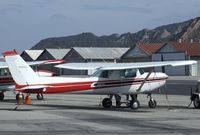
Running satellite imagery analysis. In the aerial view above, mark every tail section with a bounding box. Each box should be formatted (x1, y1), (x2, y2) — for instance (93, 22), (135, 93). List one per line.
(3, 50), (40, 85)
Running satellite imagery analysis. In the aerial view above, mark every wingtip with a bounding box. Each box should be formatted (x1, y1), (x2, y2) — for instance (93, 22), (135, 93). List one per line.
(2, 49), (18, 57)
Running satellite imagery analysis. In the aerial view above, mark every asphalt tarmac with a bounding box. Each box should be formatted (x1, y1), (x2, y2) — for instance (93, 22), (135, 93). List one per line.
(0, 90), (200, 135)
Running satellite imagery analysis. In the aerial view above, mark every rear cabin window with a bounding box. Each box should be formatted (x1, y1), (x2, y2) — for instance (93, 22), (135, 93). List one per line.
(99, 70), (113, 78)
(0, 68), (11, 76)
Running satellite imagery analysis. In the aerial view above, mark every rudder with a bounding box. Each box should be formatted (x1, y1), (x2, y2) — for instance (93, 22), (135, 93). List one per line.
(3, 50), (40, 85)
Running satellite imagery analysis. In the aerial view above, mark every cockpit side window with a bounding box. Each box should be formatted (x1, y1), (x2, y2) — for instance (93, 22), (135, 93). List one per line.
(120, 69), (137, 78)
(125, 69), (137, 78)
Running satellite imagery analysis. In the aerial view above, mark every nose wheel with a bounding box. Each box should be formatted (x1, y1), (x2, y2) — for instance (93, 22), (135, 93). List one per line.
(147, 94), (157, 108)
(148, 99), (157, 108)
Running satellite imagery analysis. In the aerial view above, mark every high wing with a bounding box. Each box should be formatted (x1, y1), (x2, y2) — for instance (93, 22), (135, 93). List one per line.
(0, 59), (64, 69)
(55, 60), (197, 70)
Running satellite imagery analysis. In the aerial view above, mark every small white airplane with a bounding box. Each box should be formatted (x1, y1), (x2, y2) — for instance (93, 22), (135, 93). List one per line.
(0, 56), (64, 100)
(3, 50), (197, 109)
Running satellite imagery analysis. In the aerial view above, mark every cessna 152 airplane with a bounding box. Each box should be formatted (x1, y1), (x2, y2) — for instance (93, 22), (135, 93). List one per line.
(2, 50), (197, 109)
(0, 57), (64, 100)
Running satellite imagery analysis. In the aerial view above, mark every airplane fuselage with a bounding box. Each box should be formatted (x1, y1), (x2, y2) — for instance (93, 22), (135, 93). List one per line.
(16, 72), (168, 95)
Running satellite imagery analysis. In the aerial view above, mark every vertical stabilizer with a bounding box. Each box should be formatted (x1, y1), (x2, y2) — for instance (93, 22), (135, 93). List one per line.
(3, 50), (40, 85)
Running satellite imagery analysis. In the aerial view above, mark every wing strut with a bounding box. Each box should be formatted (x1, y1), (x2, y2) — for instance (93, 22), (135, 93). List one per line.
(136, 68), (154, 92)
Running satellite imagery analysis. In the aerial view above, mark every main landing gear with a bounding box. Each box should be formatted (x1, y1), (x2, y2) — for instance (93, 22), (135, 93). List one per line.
(129, 95), (140, 110)
(16, 93), (44, 101)
(101, 94), (157, 110)
(102, 97), (112, 108)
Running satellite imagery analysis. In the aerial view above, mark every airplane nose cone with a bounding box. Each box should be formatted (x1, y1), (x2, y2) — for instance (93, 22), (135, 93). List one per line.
(161, 73), (168, 78)
(154, 72), (168, 79)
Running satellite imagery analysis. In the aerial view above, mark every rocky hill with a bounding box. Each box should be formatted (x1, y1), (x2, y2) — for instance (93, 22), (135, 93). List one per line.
(174, 17), (200, 42)
(32, 17), (200, 49)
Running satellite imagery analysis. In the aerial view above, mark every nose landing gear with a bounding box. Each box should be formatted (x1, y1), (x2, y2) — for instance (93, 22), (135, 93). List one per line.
(147, 94), (157, 108)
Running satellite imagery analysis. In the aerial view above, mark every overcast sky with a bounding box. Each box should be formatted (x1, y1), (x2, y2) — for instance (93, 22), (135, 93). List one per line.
(0, 0), (200, 53)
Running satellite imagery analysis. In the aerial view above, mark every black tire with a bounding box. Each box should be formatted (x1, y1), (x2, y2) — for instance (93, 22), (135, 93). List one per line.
(0, 92), (4, 101)
(193, 96), (200, 109)
(148, 99), (157, 108)
(37, 93), (44, 100)
(130, 100), (140, 110)
(102, 98), (112, 108)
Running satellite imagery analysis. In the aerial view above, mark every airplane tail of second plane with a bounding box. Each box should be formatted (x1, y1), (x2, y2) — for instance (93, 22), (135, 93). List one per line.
(3, 50), (40, 86)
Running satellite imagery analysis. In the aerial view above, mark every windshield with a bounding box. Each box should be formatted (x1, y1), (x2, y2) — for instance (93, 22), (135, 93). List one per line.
(139, 68), (144, 75)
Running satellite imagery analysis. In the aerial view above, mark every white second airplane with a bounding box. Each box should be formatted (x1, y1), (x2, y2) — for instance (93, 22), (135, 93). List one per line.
(3, 50), (197, 109)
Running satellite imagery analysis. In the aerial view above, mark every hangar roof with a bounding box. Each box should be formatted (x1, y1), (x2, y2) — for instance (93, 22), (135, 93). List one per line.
(23, 50), (43, 60)
(138, 43), (162, 55)
(72, 47), (129, 59)
(169, 42), (200, 56)
(46, 49), (70, 59)
(123, 42), (200, 58)
(121, 43), (162, 58)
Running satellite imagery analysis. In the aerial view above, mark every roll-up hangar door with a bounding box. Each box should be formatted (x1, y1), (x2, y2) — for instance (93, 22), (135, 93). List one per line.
(152, 52), (189, 76)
